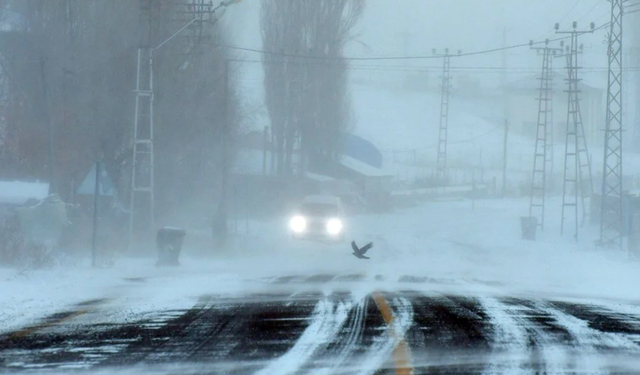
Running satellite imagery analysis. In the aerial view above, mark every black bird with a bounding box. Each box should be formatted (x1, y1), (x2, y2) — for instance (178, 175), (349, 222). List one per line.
(351, 241), (373, 260)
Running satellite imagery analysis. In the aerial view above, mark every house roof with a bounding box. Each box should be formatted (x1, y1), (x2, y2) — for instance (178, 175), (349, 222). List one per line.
(0, 181), (49, 205)
(302, 195), (341, 205)
(338, 155), (394, 178)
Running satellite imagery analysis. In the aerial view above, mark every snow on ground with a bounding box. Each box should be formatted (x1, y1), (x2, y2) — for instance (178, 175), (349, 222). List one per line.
(3, 195), (640, 334)
(350, 81), (640, 189)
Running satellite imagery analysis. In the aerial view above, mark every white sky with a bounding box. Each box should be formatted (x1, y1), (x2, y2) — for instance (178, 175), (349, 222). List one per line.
(226, 0), (614, 70)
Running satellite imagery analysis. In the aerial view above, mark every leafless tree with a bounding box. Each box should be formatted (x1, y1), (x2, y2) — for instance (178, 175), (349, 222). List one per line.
(0, 0), (240, 228)
(261, 0), (365, 175)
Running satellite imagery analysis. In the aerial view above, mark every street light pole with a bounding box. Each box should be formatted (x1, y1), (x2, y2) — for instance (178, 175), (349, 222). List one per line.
(128, 0), (241, 251)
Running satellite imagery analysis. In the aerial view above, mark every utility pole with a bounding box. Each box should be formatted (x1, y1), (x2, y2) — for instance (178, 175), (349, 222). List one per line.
(600, 0), (624, 249)
(212, 59), (230, 246)
(39, 57), (55, 195)
(501, 27), (507, 90)
(128, 0), (240, 250)
(433, 48), (460, 184)
(502, 119), (508, 198)
(546, 58), (556, 192)
(556, 21), (595, 240)
(130, 46), (155, 250)
(262, 125), (268, 175)
(501, 26), (509, 199)
(502, 27), (509, 132)
(528, 40), (563, 230)
(92, 160), (101, 268)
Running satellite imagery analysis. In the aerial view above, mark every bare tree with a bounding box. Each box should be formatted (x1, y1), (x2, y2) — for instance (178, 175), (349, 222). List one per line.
(0, 0), (240, 229)
(261, 0), (365, 176)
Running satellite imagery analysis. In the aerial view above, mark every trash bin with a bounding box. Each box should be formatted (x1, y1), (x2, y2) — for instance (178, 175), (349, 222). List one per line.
(156, 227), (186, 266)
(520, 216), (537, 241)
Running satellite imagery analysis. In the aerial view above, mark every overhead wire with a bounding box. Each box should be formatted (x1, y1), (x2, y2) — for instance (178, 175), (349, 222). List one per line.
(230, 8), (615, 157)
(559, 0), (583, 25)
(232, 59), (640, 74)
(221, 39), (564, 61)
(219, 22), (610, 62)
(578, 0), (603, 23)
(530, 2), (604, 45)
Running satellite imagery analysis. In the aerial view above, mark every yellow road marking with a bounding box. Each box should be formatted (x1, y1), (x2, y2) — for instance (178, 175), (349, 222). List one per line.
(373, 292), (413, 375)
(9, 309), (89, 339)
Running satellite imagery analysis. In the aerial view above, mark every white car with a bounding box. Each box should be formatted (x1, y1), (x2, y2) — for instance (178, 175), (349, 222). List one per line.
(289, 195), (346, 242)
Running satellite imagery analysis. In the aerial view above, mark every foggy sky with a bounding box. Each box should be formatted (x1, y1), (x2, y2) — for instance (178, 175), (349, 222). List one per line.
(227, 0), (613, 70)
(224, 0), (626, 136)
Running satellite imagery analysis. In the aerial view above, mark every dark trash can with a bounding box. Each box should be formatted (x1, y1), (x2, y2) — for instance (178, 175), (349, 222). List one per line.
(520, 216), (537, 241)
(156, 227), (186, 266)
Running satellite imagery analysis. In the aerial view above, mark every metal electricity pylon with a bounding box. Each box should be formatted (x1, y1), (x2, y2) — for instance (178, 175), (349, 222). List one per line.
(600, 0), (624, 248)
(433, 48), (460, 184)
(556, 21), (595, 241)
(528, 40), (564, 231)
(129, 0), (240, 249)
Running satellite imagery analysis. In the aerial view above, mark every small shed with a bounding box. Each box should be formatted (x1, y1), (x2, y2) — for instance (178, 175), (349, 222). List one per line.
(326, 156), (394, 211)
(305, 172), (356, 196)
(0, 181), (49, 206)
(0, 181), (50, 221)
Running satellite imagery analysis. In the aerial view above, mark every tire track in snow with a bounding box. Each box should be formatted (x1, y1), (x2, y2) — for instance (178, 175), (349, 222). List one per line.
(353, 295), (414, 375)
(308, 296), (367, 375)
(254, 296), (353, 375)
(479, 297), (532, 375)
(407, 294), (491, 372)
(500, 298), (574, 374)
(539, 302), (640, 374)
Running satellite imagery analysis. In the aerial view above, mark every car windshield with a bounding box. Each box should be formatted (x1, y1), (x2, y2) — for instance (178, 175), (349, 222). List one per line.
(300, 203), (340, 217)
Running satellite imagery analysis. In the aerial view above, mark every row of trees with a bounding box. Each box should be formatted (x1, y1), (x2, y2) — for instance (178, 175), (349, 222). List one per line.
(0, 0), (239, 225)
(0, 0), (366, 240)
(261, 0), (365, 175)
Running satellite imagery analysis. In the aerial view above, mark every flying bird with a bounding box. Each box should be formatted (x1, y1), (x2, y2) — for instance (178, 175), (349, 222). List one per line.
(351, 241), (373, 260)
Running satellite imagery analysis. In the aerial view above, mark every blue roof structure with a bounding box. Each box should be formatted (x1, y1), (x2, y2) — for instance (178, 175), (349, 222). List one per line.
(340, 132), (383, 169)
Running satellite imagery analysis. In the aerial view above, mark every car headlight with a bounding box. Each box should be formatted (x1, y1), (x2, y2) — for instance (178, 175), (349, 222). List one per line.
(290, 216), (307, 233)
(326, 218), (343, 235)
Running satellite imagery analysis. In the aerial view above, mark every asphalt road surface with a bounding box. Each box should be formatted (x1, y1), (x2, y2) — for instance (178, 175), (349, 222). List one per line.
(2, 273), (640, 374)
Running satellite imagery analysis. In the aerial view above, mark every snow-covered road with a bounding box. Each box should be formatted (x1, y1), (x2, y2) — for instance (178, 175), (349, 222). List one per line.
(2, 197), (640, 374)
(2, 286), (640, 374)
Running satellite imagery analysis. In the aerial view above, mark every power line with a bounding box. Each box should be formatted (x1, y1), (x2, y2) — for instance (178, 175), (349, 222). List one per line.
(578, 0), (603, 23)
(559, 0), (583, 25)
(594, 11), (611, 24)
(232, 58), (636, 74)
(218, 26), (605, 62)
(222, 39), (565, 60)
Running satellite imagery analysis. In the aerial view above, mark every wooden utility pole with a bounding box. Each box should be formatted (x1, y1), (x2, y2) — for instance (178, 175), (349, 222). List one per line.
(502, 119), (509, 198)
(39, 57), (55, 195)
(212, 59), (230, 246)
